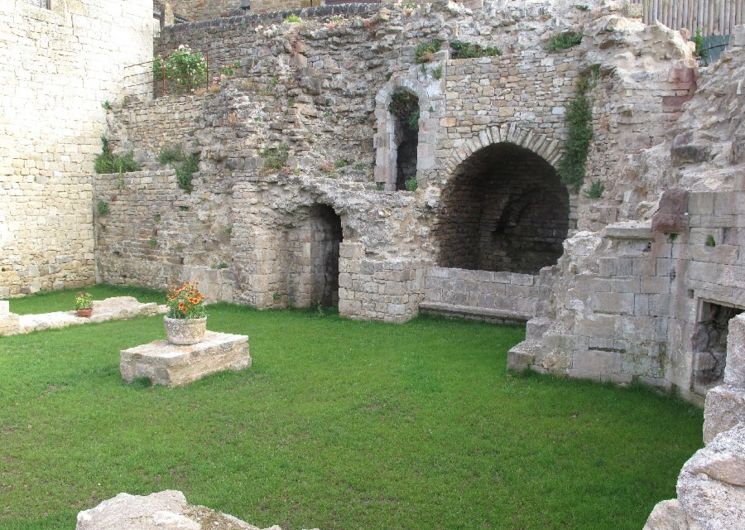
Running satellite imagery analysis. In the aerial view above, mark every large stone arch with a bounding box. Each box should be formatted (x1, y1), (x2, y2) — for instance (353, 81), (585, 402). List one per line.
(434, 127), (570, 275)
(440, 123), (563, 177)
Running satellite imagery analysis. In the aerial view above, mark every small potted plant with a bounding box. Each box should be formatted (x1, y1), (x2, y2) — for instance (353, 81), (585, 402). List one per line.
(75, 292), (93, 318)
(164, 282), (207, 345)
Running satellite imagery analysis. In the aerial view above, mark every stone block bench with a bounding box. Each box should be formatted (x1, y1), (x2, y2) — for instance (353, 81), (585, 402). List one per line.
(120, 331), (250, 387)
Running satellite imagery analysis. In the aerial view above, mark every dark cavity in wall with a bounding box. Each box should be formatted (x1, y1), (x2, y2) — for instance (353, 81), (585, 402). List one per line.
(310, 204), (343, 307)
(692, 301), (744, 393)
(435, 142), (570, 274)
(389, 88), (419, 191)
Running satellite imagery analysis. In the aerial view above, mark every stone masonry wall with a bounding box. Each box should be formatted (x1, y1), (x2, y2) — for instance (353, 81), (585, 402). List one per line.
(169, 0), (314, 20)
(421, 267), (546, 322)
(0, 0), (152, 296)
(97, 1), (700, 326)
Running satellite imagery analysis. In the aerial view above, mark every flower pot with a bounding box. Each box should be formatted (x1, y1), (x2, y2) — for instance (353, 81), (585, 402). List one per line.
(76, 308), (93, 318)
(164, 316), (207, 345)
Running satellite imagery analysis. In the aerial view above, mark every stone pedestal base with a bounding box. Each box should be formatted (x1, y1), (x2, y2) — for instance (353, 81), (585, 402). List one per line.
(120, 331), (250, 387)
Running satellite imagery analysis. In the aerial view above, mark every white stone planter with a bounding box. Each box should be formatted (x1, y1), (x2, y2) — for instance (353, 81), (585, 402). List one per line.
(164, 316), (207, 345)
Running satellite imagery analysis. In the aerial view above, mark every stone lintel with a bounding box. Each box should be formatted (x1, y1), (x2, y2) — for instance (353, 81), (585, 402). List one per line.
(120, 331), (251, 387)
(604, 221), (654, 240)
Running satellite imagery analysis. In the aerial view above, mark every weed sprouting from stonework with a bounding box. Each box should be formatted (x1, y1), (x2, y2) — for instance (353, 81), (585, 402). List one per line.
(405, 177), (418, 191)
(450, 40), (501, 59)
(432, 66), (443, 80)
(584, 180), (604, 199)
(158, 145), (200, 192)
(285, 14), (302, 24)
(260, 144), (290, 172)
(705, 234), (716, 247)
(94, 137), (140, 175)
(547, 31), (583, 52)
(96, 200), (110, 216)
(414, 39), (443, 63)
(158, 145), (185, 165)
(175, 153), (200, 192)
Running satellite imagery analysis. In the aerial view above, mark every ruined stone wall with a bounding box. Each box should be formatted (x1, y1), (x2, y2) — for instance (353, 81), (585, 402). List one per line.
(644, 313), (745, 529)
(509, 29), (745, 403)
(96, 2), (700, 326)
(0, 0), (152, 296)
(169, 0), (241, 20)
(169, 0), (314, 20)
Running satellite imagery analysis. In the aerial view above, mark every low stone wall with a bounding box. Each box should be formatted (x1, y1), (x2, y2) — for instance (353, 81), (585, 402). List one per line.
(421, 266), (543, 322)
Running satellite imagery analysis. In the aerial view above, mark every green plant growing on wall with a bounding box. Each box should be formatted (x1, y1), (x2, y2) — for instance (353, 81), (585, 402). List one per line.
(557, 66), (598, 191)
(101, 100), (112, 111)
(547, 31), (583, 52)
(158, 145), (201, 192)
(705, 234), (716, 247)
(158, 145), (185, 165)
(432, 66), (443, 80)
(335, 159), (350, 169)
(148, 238), (158, 248)
(175, 153), (200, 192)
(389, 90), (420, 130)
(155, 45), (208, 94)
(693, 28), (708, 62)
(450, 40), (501, 59)
(405, 177), (418, 191)
(96, 200), (110, 216)
(584, 180), (604, 199)
(260, 144), (290, 171)
(285, 14), (302, 23)
(94, 138), (140, 174)
(220, 62), (241, 78)
(415, 39), (443, 63)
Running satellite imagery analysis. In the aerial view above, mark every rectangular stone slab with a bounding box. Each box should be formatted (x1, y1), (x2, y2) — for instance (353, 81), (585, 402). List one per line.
(120, 331), (250, 387)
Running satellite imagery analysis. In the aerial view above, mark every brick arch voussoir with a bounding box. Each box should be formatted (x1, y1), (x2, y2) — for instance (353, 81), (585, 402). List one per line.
(446, 124), (563, 174)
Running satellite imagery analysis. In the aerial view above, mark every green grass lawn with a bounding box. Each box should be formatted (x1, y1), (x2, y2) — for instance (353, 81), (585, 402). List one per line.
(1, 286), (702, 529)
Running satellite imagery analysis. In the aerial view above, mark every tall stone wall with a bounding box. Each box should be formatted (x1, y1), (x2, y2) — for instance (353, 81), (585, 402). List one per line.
(0, 0), (152, 296)
(96, 1), (699, 325)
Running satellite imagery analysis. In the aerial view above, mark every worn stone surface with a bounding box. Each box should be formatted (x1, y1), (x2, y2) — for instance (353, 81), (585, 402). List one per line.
(120, 331), (251, 387)
(677, 423), (745, 529)
(652, 188), (689, 234)
(725, 313), (745, 386)
(704, 385), (745, 444)
(164, 316), (207, 345)
(76, 490), (274, 530)
(643, 499), (696, 530)
(0, 297), (164, 337)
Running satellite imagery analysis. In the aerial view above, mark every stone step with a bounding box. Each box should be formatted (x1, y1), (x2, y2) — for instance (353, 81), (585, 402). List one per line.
(506, 339), (541, 372)
(419, 302), (531, 324)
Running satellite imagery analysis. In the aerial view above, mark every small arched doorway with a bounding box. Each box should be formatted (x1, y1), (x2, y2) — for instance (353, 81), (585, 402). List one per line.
(389, 88), (420, 191)
(309, 204), (343, 307)
(435, 142), (569, 274)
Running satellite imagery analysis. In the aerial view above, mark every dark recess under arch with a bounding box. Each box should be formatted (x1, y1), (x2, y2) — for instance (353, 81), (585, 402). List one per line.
(435, 142), (570, 274)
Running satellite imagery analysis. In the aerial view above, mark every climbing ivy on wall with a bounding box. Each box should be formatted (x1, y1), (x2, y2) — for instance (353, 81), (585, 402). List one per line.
(557, 65), (599, 192)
